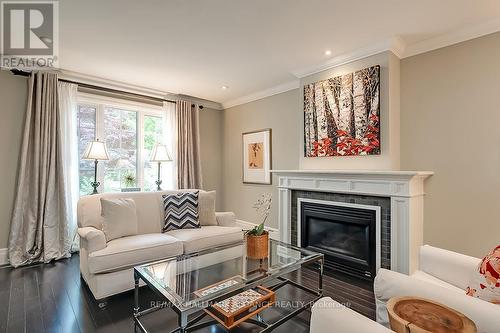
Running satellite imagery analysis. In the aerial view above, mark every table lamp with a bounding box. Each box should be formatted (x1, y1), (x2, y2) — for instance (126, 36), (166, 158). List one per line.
(82, 139), (110, 194)
(150, 144), (173, 191)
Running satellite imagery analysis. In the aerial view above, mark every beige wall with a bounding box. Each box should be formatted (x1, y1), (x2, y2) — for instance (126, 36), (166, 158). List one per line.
(300, 51), (401, 170)
(222, 89), (300, 228)
(0, 70), (27, 249)
(199, 107), (224, 210)
(400, 32), (500, 258)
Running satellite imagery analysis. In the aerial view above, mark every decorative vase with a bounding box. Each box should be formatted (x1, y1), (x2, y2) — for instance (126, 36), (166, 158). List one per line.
(246, 231), (269, 259)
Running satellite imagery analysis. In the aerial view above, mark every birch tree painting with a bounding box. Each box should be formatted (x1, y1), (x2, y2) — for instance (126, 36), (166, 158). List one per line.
(304, 65), (380, 157)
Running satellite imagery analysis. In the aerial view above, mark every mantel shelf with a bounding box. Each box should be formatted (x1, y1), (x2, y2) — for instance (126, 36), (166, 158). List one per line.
(271, 169), (434, 178)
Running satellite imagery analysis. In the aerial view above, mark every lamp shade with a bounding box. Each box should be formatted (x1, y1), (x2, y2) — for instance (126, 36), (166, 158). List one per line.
(82, 139), (110, 160)
(150, 144), (172, 162)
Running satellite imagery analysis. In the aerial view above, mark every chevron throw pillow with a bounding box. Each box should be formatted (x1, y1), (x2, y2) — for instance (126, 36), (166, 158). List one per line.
(162, 191), (201, 232)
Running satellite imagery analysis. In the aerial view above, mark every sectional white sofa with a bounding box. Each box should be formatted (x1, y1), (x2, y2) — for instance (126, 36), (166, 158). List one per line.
(77, 190), (244, 302)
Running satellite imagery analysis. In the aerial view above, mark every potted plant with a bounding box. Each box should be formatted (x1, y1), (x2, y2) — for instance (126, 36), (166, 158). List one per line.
(121, 172), (140, 192)
(246, 193), (272, 259)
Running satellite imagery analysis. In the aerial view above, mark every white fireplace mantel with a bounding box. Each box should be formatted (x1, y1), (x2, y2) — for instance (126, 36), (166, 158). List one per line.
(272, 169), (433, 274)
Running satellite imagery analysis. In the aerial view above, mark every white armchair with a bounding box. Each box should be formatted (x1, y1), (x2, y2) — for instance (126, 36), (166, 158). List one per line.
(374, 245), (500, 333)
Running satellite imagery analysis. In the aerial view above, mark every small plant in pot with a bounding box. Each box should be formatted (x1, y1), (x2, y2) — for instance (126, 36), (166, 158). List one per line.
(246, 193), (272, 259)
(121, 172), (140, 192)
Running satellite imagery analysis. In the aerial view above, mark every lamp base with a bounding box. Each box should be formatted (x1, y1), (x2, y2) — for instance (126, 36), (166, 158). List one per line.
(91, 181), (100, 195)
(155, 180), (162, 191)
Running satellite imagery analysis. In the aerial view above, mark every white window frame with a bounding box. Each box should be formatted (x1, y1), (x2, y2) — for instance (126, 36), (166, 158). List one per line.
(77, 92), (168, 192)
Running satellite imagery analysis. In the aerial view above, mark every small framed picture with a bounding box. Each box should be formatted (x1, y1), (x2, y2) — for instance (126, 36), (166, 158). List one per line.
(242, 129), (272, 184)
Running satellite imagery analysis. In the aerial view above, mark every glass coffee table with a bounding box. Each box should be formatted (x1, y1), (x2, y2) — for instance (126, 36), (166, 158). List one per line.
(133, 239), (324, 332)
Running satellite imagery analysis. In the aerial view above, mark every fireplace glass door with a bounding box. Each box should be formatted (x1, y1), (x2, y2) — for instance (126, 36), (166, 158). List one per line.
(300, 201), (377, 280)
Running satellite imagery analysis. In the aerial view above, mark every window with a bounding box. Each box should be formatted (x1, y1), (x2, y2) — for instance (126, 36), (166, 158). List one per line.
(77, 105), (97, 195)
(76, 94), (175, 196)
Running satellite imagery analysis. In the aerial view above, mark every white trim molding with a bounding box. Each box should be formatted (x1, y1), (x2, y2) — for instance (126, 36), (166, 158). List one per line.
(292, 37), (405, 78)
(403, 17), (500, 58)
(273, 169), (433, 275)
(59, 69), (224, 110)
(0, 248), (8, 266)
(222, 80), (300, 109)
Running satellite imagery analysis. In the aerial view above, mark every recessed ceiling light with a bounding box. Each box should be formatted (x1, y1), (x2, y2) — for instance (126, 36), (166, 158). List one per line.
(221, 85), (228, 90)
(325, 50), (332, 56)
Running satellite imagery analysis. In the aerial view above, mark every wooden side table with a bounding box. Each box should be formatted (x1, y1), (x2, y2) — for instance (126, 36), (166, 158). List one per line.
(387, 297), (477, 333)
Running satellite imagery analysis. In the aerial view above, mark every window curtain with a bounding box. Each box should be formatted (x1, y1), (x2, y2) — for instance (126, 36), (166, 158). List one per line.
(163, 101), (177, 189)
(58, 81), (79, 252)
(176, 100), (202, 189)
(8, 72), (76, 267)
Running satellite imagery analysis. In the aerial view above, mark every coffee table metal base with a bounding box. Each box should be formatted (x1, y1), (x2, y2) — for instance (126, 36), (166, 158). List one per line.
(133, 259), (323, 333)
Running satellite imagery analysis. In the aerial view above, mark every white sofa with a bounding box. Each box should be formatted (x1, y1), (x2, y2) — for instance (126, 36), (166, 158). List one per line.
(77, 190), (244, 301)
(310, 297), (391, 333)
(375, 245), (500, 333)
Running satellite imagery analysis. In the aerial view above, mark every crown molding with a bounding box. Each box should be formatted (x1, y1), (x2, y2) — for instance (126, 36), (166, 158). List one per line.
(222, 79), (300, 109)
(177, 94), (223, 110)
(59, 69), (223, 109)
(59, 69), (168, 99)
(291, 37), (406, 78)
(402, 17), (500, 58)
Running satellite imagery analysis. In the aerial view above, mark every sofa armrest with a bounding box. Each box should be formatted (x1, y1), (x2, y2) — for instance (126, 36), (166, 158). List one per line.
(420, 245), (480, 289)
(374, 268), (500, 332)
(310, 297), (391, 333)
(78, 227), (106, 253)
(215, 212), (237, 227)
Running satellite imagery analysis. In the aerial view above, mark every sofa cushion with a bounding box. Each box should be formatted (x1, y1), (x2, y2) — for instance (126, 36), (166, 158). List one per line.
(166, 226), (243, 253)
(411, 270), (464, 293)
(198, 191), (217, 226)
(162, 191), (201, 232)
(88, 233), (183, 274)
(100, 198), (138, 241)
(466, 245), (500, 304)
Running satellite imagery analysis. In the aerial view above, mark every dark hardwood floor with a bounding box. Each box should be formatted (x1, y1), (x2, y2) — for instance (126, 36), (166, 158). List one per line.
(0, 255), (375, 333)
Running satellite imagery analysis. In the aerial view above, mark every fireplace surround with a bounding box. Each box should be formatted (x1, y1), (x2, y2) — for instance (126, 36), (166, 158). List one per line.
(273, 170), (433, 275)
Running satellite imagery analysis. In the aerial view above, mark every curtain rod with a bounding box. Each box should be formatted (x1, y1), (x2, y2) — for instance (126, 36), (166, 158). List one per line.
(10, 69), (204, 109)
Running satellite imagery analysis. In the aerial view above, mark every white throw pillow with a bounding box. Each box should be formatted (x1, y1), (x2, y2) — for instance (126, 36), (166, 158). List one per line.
(100, 198), (138, 242)
(466, 245), (500, 304)
(198, 190), (217, 226)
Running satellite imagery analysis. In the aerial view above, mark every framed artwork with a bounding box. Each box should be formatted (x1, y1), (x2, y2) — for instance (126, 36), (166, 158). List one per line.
(304, 65), (380, 157)
(242, 129), (272, 184)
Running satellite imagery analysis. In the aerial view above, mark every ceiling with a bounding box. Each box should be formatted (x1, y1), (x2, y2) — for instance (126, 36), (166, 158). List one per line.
(58, 0), (500, 107)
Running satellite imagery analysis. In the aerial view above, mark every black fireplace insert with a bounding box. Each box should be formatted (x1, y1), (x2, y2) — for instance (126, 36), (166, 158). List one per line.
(300, 201), (377, 280)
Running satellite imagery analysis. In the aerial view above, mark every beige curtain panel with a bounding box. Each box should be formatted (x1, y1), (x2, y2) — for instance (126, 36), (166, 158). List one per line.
(176, 100), (203, 189)
(8, 71), (73, 267)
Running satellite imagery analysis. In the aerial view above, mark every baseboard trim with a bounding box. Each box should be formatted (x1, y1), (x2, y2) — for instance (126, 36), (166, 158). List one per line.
(235, 220), (280, 241)
(0, 248), (8, 266)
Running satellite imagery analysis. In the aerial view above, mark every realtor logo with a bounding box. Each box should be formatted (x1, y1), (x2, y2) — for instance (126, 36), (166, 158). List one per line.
(1, 1), (58, 69)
